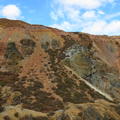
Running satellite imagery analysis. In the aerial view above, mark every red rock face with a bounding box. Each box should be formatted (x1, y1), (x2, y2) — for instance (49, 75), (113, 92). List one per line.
(0, 19), (120, 120)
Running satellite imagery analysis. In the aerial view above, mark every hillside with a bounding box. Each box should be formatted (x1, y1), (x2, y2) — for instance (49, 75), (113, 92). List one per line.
(0, 18), (120, 120)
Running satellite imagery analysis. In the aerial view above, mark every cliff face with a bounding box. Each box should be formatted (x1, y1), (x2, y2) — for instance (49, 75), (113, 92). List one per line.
(0, 18), (120, 120)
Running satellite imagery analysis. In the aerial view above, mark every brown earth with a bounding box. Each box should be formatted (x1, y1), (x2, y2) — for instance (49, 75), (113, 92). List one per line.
(0, 18), (120, 120)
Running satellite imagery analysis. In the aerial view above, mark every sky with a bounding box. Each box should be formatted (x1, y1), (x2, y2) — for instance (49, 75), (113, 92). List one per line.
(0, 0), (120, 35)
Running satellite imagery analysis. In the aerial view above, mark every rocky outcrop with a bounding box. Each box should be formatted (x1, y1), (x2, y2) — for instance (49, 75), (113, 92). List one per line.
(0, 19), (120, 119)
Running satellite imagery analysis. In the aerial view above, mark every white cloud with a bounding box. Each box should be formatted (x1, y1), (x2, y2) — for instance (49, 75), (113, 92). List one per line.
(82, 11), (96, 19)
(50, 0), (115, 23)
(50, 21), (77, 31)
(65, 8), (81, 22)
(50, 0), (120, 35)
(50, 18), (120, 35)
(82, 20), (120, 35)
(98, 10), (105, 15)
(105, 12), (120, 20)
(105, 20), (120, 34)
(50, 11), (58, 21)
(50, 9), (64, 21)
(82, 20), (106, 34)
(1, 4), (21, 19)
(56, 0), (114, 9)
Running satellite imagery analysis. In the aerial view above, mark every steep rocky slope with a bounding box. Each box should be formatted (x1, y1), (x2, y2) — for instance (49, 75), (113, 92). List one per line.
(0, 18), (120, 120)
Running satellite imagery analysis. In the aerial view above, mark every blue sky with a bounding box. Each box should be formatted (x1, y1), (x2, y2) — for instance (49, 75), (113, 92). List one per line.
(0, 0), (120, 35)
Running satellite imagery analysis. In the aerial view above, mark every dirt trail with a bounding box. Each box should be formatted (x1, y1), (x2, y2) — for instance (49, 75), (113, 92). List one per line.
(64, 65), (113, 102)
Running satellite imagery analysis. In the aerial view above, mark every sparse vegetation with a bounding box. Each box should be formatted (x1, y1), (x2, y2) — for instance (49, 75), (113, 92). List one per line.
(4, 42), (23, 64)
(20, 39), (36, 56)
(0, 19), (120, 120)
